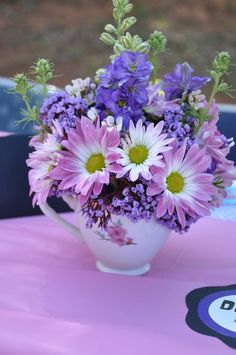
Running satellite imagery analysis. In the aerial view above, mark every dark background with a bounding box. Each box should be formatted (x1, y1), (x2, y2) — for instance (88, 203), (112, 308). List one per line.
(1, 0), (236, 103)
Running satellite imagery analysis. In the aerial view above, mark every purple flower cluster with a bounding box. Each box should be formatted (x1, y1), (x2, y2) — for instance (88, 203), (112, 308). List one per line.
(157, 211), (201, 233)
(25, 49), (235, 235)
(111, 183), (157, 222)
(39, 91), (88, 129)
(47, 181), (77, 200)
(82, 183), (158, 229)
(163, 62), (210, 100)
(81, 181), (200, 233)
(81, 199), (112, 230)
(96, 51), (152, 129)
(162, 106), (196, 148)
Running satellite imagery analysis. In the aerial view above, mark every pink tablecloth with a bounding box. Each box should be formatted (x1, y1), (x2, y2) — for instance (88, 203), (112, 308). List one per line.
(0, 213), (235, 355)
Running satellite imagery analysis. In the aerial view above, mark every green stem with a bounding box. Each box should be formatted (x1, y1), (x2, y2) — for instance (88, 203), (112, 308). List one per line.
(208, 76), (219, 108)
(22, 95), (32, 113)
(151, 52), (158, 84)
(117, 14), (123, 40)
(42, 79), (48, 97)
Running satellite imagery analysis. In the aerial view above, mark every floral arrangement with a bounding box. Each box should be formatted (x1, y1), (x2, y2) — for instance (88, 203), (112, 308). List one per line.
(13, 0), (236, 234)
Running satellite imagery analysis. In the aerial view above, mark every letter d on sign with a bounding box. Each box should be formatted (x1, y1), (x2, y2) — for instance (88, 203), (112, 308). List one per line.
(220, 300), (235, 311)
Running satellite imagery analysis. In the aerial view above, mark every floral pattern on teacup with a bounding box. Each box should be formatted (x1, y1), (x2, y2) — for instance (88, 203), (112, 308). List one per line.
(96, 220), (136, 246)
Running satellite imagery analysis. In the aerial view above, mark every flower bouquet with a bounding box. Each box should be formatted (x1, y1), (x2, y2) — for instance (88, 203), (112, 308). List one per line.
(13, 0), (236, 275)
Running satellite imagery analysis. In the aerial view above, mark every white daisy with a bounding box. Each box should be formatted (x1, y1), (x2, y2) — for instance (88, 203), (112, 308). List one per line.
(117, 119), (174, 182)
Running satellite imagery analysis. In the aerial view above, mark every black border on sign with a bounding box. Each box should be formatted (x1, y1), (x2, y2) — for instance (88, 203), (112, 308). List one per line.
(185, 284), (236, 349)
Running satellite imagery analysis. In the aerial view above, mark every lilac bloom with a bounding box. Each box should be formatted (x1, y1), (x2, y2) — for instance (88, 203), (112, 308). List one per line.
(39, 91), (88, 129)
(162, 107), (196, 148)
(163, 62), (210, 100)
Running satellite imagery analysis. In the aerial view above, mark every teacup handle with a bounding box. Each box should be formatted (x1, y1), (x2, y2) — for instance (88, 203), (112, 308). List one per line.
(39, 201), (85, 244)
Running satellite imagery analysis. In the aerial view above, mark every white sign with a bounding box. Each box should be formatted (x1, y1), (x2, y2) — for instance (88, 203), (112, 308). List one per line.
(208, 295), (236, 332)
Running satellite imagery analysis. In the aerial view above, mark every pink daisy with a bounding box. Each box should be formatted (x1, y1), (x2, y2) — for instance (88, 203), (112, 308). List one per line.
(211, 157), (236, 207)
(27, 132), (62, 206)
(196, 118), (234, 163)
(50, 116), (122, 204)
(147, 140), (216, 228)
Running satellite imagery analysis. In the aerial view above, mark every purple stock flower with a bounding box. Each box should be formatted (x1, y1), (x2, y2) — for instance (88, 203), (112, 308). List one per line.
(113, 51), (152, 83)
(39, 91), (88, 129)
(96, 51), (152, 129)
(99, 64), (116, 88)
(144, 83), (180, 116)
(96, 87), (139, 129)
(163, 62), (210, 100)
(124, 77), (149, 106)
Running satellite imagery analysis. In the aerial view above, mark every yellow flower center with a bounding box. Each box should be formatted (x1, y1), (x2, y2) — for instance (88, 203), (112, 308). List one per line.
(128, 86), (135, 93)
(118, 100), (127, 108)
(86, 153), (105, 174)
(129, 63), (137, 71)
(166, 172), (184, 193)
(129, 145), (148, 165)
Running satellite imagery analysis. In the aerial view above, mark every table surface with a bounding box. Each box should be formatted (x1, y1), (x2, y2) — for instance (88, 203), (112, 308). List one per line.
(0, 212), (235, 355)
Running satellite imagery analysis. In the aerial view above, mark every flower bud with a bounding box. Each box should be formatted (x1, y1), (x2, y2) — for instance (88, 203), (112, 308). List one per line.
(120, 16), (136, 32)
(117, 0), (129, 6)
(149, 31), (167, 53)
(120, 34), (132, 48)
(35, 58), (51, 74)
(14, 73), (28, 87)
(105, 24), (118, 34)
(123, 3), (133, 13)
(100, 32), (116, 45)
(14, 73), (31, 95)
(95, 68), (106, 83)
(114, 43), (124, 56)
(136, 42), (150, 53)
(112, 0), (119, 7)
(213, 51), (231, 75)
(132, 34), (143, 46)
(113, 8), (120, 22)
